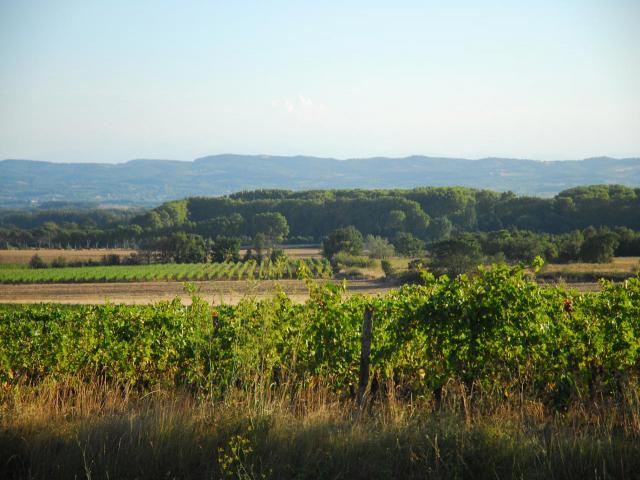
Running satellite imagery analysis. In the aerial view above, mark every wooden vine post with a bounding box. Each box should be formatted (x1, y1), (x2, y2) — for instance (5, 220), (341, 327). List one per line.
(358, 306), (374, 406)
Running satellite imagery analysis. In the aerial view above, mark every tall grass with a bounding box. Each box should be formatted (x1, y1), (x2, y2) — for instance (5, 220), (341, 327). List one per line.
(1, 378), (639, 479)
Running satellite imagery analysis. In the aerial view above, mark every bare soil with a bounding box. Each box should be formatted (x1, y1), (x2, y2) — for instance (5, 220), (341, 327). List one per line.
(0, 277), (604, 305)
(0, 279), (394, 305)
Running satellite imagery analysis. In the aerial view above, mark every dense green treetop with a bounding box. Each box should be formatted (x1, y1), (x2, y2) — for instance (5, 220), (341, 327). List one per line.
(134, 184), (640, 237)
(2, 185), (639, 254)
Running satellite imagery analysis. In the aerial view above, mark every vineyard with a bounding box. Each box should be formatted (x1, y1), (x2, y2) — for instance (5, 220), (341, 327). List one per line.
(0, 258), (332, 283)
(2, 264), (640, 478)
(2, 263), (639, 406)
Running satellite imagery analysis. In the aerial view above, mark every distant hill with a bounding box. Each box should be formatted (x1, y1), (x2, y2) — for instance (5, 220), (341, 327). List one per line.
(1, 155), (639, 207)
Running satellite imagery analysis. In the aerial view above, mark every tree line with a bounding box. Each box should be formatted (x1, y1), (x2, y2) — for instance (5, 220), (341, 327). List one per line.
(319, 224), (640, 279)
(134, 184), (640, 237)
(2, 185), (640, 267)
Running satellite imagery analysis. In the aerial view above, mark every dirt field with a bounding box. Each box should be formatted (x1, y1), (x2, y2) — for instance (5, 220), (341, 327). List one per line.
(0, 277), (605, 305)
(0, 248), (137, 265)
(0, 279), (394, 305)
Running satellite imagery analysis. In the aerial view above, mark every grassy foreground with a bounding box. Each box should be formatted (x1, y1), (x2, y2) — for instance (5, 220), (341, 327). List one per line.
(2, 379), (639, 479)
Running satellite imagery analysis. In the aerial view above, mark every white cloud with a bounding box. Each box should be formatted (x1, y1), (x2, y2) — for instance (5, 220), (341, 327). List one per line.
(285, 100), (294, 113)
(271, 94), (326, 115)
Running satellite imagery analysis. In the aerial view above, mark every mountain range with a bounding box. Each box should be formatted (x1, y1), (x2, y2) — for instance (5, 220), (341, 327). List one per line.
(1, 155), (639, 208)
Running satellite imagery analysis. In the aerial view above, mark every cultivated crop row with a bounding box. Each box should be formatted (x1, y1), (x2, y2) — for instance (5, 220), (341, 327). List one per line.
(2, 264), (639, 409)
(0, 258), (332, 283)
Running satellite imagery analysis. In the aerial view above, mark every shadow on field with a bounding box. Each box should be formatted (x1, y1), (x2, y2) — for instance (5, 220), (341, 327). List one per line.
(2, 397), (639, 480)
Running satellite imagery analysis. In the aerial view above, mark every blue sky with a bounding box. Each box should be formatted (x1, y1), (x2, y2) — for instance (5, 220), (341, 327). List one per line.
(1, 0), (638, 163)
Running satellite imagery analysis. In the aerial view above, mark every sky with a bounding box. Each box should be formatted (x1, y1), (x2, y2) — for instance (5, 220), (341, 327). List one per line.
(0, 0), (639, 163)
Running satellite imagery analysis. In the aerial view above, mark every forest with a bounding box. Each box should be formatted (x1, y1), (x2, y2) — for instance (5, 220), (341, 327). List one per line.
(1, 184), (640, 266)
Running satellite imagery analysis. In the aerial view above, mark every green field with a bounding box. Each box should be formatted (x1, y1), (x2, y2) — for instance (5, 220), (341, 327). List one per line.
(0, 258), (332, 283)
(2, 264), (639, 403)
(2, 264), (640, 478)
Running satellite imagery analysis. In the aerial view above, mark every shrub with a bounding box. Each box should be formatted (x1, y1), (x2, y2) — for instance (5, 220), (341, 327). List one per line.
(270, 248), (287, 262)
(323, 226), (364, 259)
(364, 235), (395, 259)
(211, 236), (241, 262)
(122, 253), (144, 265)
(580, 232), (619, 263)
(29, 254), (47, 269)
(394, 232), (425, 257)
(50, 256), (67, 268)
(332, 252), (374, 268)
(381, 259), (396, 278)
(339, 267), (367, 279)
(101, 254), (121, 266)
(429, 238), (483, 276)
(285, 235), (315, 244)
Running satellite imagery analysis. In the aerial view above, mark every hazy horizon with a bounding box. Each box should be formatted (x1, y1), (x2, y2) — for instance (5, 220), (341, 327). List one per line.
(1, 1), (639, 163)
(3, 153), (640, 166)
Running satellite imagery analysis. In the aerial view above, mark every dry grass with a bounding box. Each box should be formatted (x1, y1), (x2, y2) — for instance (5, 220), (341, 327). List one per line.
(342, 257), (412, 278)
(1, 378), (639, 479)
(543, 257), (640, 275)
(1, 246), (321, 266)
(0, 248), (137, 265)
(537, 257), (640, 289)
(239, 246), (323, 260)
(356, 256), (640, 282)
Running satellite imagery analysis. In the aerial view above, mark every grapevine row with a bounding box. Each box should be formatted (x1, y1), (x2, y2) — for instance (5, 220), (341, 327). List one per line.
(0, 259), (332, 283)
(1, 264), (639, 410)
